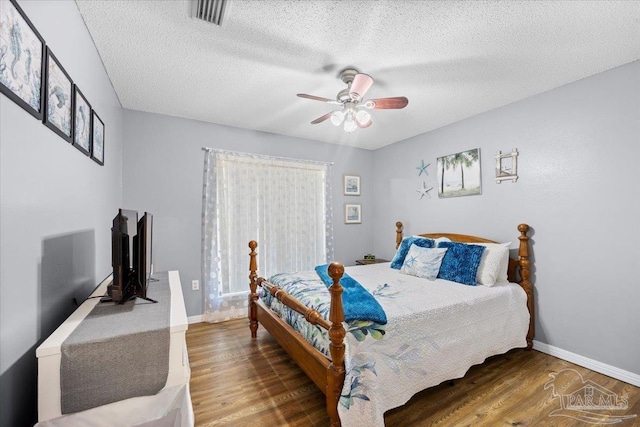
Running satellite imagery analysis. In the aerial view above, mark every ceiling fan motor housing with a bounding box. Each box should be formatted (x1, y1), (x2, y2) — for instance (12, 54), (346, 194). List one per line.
(337, 88), (351, 102)
(339, 68), (360, 84)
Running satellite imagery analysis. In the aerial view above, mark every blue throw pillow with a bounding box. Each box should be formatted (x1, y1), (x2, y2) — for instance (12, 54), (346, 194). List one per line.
(390, 236), (434, 269)
(437, 241), (485, 286)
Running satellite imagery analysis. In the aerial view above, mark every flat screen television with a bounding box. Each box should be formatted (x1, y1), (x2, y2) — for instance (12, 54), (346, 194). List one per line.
(133, 212), (153, 299)
(144, 212), (155, 282)
(106, 209), (156, 304)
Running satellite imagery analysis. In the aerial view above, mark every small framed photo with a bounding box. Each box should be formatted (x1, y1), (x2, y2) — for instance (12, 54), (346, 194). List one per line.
(91, 111), (105, 165)
(0, 0), (46, 120)
(72, 85), (91, 156)
(43, 47), (73, 142)
(344, 203), (362, 224)
(343, 174), (361, 196)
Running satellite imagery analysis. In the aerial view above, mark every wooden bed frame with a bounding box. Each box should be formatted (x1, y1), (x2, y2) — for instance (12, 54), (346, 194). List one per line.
(248, 222), (534, 427)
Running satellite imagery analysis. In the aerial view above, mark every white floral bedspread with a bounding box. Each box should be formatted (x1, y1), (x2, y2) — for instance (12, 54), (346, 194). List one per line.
(260, 262), (529, 427)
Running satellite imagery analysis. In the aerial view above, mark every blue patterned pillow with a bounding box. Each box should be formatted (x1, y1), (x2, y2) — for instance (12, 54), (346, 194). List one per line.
(437, 241), (485, 286)
(400, 245), (448, 280)
(390, 236), (435, 269)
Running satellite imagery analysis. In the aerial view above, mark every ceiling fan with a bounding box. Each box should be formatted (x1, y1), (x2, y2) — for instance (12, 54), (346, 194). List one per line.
(297, 68), (409, 132)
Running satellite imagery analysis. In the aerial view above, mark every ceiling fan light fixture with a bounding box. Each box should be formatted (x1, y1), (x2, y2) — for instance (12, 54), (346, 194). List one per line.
(344, 113), (357, 133)
(330, 110), (345, 126)
(355, 110), (371, 125)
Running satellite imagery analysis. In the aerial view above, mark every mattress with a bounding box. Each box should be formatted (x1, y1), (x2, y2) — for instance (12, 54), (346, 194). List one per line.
(261, 262), (529, 427)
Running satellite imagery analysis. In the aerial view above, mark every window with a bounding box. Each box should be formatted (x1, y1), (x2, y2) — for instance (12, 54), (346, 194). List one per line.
(202, 149), (333, 322)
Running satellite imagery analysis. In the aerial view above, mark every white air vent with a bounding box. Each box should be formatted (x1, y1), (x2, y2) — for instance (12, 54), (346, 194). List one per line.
(192, 0), (229, 26)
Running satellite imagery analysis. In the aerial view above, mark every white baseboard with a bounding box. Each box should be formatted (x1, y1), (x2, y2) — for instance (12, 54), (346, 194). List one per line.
(187, 315), (203, 324)
(533, 340), (640, 387)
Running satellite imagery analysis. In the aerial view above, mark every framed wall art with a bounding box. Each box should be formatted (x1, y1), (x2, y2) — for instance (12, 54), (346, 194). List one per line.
(0, 0), (46, 120)
(437, 148), (482, 198)
(91, 111), (104, 165)
(343, 174), (361, 196)
(495, 149), (518, 183)
(43, 47), (72, 142)
(72, 85), (91, 156)
(344, 203), (361, 224)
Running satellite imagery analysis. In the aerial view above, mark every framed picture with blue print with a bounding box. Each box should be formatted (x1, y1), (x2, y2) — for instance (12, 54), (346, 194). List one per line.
(343, 174), (361, 196)
(43, 47), (73, 142)
(72, 85), (91, 156)
(345, 203), (361, 224)
(91, 111), (105, 165)
(0, 0), (46, 120)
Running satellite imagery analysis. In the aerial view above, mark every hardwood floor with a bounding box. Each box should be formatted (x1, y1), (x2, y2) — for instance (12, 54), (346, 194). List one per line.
(186, 319), (640, 427)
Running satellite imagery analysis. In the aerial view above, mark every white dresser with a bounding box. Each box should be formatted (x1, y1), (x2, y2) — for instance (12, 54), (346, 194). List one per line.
(35, 271), (193, 427)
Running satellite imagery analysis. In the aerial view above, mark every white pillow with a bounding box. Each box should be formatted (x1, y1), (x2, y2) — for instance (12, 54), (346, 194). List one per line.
(434, 236), (451, 246)
(400, 244), (448, 281)
(475, 242), (511, 286)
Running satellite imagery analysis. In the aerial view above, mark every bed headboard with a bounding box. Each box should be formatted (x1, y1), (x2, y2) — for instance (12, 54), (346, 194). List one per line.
(394, 221), (534, 349)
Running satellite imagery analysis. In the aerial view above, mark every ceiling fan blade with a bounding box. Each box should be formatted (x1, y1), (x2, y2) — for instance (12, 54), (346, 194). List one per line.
(356, 119), (372, 129)
(349, 73), (374, 101)
(364, 97), (409, 109)
(311, 112), (333, 124)
(297, 93), (342, 105)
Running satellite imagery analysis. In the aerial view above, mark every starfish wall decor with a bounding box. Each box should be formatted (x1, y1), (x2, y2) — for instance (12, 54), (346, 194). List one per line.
(417, 182), (433, 199)
(416, 159), (429, 176)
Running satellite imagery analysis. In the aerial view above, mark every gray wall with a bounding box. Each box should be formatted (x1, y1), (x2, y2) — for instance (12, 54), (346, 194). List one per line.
(0, 1), (123, 425)
(122, 110), (374, 317)
(371, 60), (640, 376)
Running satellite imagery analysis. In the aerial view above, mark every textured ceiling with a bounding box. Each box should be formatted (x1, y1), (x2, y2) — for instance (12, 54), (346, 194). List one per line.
(75, 0), (640, 150)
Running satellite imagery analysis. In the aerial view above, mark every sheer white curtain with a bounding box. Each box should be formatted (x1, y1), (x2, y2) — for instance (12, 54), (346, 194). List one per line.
(201, 149), (333, 322)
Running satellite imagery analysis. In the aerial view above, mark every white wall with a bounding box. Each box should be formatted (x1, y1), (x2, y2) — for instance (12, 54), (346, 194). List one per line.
(371, 60), (640, 376)
(0, 1), (123, 425)
(122, 110), (374, 316)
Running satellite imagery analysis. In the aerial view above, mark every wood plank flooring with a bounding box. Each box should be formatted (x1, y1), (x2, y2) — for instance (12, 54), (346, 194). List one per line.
(186, 319), (640, 427)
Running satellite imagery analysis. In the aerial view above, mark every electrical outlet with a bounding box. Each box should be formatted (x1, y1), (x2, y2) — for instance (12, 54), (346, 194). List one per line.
(192, 280), (200, 291)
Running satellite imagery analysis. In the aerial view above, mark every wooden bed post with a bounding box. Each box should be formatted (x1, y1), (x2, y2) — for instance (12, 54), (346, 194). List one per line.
(327, 262), (346, 427)
(249, 240), (259, 338)
(396, 221), (403, 249)
(517, 224), (534, 350)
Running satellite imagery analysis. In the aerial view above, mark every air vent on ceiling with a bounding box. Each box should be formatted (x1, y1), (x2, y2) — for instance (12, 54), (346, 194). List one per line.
(192, 0), (228, 26)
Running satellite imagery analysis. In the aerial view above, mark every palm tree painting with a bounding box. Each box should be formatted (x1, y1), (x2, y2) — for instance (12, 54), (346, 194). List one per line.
(437, 148), (481, 198)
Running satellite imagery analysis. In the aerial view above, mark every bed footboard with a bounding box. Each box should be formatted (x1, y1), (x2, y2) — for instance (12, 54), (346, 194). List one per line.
(516, 224), (534, 350)
(248, 241), (345, 426)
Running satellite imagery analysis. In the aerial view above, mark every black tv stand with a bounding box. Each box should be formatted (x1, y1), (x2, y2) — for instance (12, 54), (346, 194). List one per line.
(134, 296), (158, 303)
(99, 295), (158, 304)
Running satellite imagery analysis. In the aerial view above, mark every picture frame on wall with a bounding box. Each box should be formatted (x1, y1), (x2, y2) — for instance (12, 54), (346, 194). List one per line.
(72, 85), (91, 156)
(437, 148), (482, 198)
(91, 111), (105, 165)
(0, 0), (46, 120)
(43, 47), (73, 142)
(495, 148), (518, 183)
(344, 203), (362, 224)
(343, 174), (361, 196)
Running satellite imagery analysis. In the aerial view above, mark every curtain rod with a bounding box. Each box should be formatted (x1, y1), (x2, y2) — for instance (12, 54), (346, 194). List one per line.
(201, 147), (334, 166)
